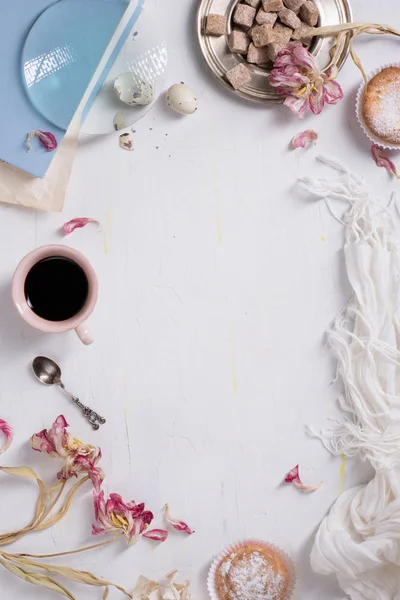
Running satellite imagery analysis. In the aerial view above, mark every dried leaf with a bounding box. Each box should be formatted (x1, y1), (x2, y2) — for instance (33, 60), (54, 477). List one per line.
(0, 419), (13, 454)
(132, 574), (159, 599)
(164, 504), (194, 534)
(285, 464), (322, 492)
(103, 587), (110, 600)
(63, 218), (101, 236)
(0, 558), (75, 599)
(371, 144), (400, 178)
(9, 556), (131, 598)
(36, 476), (89, 530)
(292, 129), (318, 149)
(0, 466), (47, 546)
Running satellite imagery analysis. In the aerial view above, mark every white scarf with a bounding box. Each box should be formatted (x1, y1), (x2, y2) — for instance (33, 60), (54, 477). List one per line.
(299, 157), (400, 600)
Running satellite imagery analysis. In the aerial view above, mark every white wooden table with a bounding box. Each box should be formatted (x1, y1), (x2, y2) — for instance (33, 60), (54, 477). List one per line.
(0, 1), (399, 598)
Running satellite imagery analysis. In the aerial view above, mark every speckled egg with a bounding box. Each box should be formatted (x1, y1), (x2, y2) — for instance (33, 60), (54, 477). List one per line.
(114, 73), (154, 106)
(166, 83), (198, 115)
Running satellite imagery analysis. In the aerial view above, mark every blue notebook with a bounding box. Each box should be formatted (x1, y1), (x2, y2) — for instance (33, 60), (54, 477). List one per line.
(0, 0), (142, 178)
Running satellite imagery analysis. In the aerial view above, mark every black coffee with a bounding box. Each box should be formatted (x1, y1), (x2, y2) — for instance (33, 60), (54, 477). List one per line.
(24, 256), (89, 322)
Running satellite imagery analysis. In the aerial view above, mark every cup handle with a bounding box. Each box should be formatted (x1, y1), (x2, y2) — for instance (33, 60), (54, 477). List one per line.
(75, 322), (94, 345)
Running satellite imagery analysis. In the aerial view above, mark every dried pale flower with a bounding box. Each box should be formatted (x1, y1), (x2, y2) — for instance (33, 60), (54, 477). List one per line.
(119, 133), (135, 151)
(131, 571), (194, 600)
(292, 129), (318, 149)
(285, 464), (322, 492)
(0, 419), (13, 455)
(164, 503), (195, 534)
(63, 218), (101, 236)
(269, 43), (343, 118)
(92, 491), (168, 545)
(371, 144), (400, 179)
(26, 130), (58, 153)
(31, 415), (103, 487)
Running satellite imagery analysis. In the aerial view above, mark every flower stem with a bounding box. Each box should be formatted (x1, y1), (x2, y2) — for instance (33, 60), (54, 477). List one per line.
(9, 534), (123, 560)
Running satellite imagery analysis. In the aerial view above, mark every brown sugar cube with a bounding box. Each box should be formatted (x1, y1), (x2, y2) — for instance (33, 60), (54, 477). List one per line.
(262, 0), (284, 11)
(233, 4), (257, 29)
(251, 23), (277, 47)
(228, 29), (251, 54)
(299, 0), (319, 26)
(226, 63), (251, 89)
(291, 21), (313, 44)
(255, 9), (278, 25)
(278, 8), (301, 28)
(273, 21), (293, 44)
(205, 14), (227, 36)
(244, 0), (261, 7)
(266, 41), (287, 61)
(283, 0), (305, 11)
(247, 43), (271, 64)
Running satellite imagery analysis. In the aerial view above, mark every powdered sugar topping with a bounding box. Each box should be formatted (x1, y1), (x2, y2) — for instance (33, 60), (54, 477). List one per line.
(365, 77), (400, 143)
(223, 551), (285, 600)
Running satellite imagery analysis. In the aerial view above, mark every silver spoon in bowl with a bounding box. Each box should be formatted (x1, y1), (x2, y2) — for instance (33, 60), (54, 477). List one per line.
(32, 356), (106, 430)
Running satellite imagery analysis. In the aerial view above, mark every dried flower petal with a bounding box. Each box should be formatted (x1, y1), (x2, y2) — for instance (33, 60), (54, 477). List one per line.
(132, 572), (193, 600)
(292, 130), (318, 149)
(119, 133), (135, 151)
(269, 43), (343, 118)
(285, 464), (322, 492)
(143, 529), (169, 542)
(63, 218), (101, 236)
(0, 419), (13, 454)
(26, 130), (58, 153)
(164, 504), (195, 534)
(31, 415), (103, 485)
(92, 491), (167, 545)
(371, 145), (400, 178)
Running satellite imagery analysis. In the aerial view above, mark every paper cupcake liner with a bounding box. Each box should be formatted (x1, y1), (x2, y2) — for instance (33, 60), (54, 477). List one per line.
(207, 538), (296, 600)
(356, 62), (400, 150)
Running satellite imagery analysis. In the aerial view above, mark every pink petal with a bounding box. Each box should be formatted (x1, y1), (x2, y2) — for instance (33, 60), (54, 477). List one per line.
(285, 464), (322, 492)
(63, 218), (100, 236)
(324, 65), (338, 79)
(31, 429), (56, 455)
(0, 419), (13, 455)
(92, 525), (106, 536)
(143, 529), (169, 542)
(371, 145), (400, 178)
(26, 130), (58, 153)
(322, 79), (343, 105)
(283, 96), (308, 118)
(164, 504), (195, 534)
(290, 42), (319, 72)
(291, 129), (318, 149)
(309, 88), (325, 115)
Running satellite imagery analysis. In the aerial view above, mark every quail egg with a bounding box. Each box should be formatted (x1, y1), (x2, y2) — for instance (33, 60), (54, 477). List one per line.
(114, 73), (154, 106)
(166, 83), (198, 115)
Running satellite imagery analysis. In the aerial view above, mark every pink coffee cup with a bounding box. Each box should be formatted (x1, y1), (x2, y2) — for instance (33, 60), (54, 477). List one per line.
(12, 245), (98, 345)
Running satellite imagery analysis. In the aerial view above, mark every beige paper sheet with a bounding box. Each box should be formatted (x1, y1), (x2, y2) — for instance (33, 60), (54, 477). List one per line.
(0, 113), (80, 213)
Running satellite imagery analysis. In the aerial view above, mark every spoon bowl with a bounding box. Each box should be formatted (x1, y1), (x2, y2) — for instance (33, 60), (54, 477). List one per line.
(33, 356), (62, 386)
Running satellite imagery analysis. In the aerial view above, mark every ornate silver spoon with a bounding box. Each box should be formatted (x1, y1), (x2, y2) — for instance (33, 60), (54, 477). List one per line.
(32, 356), (106, 430)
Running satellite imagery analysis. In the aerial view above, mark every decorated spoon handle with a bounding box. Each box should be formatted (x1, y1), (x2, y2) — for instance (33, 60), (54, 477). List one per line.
(59, 383), (106, 430)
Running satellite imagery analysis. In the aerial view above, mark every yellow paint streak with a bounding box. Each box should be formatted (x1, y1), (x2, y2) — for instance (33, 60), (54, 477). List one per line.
(208, 123), (223, 244)
(231, 338), (237, 394)
(104, 212), (113, 254)
(339, 454), (347, 493)
(321, 235), (325, 242)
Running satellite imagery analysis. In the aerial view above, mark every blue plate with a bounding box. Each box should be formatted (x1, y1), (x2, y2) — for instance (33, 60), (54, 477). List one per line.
(22, 0), (134, 131)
